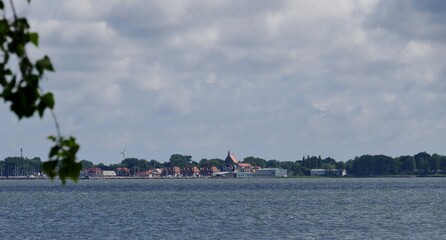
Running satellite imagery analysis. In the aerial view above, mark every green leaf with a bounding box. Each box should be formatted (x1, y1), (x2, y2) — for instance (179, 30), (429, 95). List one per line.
(36, 55), (54, 75)
(42, 160), (58, 179)
(41, 92), (54, 109)
(29, 32), (38, 47)
(0, 20), (8, 34)
(47, 135), (57, 141)
(48, 144), (60, 158)
(46, 136), (81, 184)
(37, 92), (55, 117)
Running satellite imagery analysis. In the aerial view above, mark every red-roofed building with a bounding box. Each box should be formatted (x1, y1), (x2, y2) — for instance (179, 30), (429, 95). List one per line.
(200, 166), (220, 176)
(225, 151), (239, 164)
(152, 168), (163, 178)
(86, 167), (103, 177)
(223, 151), (240, 171)
(182, 166), (200, 177)
(163, 167), (181, 177)
(237, 163), (253, 172)
(134, 170), (153, 177)
(115, 167), (131, 176)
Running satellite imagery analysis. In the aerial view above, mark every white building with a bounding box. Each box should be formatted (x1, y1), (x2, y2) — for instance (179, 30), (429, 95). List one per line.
(235, 168), (288, 178)
(310, 169), (346, 177)
(102, 170), (117, 177)
(255, 168), (288, 177)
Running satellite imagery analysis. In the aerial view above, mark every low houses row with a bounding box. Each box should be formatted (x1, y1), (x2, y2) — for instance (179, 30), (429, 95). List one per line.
(81, 151), (289, 178)
(82, 165), (287, 178)
(82, 166), (222, 178)
(162, 166), (220, 177)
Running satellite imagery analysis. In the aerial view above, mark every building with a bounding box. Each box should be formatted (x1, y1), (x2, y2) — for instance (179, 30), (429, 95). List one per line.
(234, 168), (288, 178)
(200, 166), (220, 176)
(219, 151), (288, 178)
(115, 167), (131, 176)
(163, 167), (181, 177)
(310, 169), (346, 177)
(103, 170), (117, 177)
(255, 168), (288, 177)
(182, 167), (200, 177)
(134, 170), (153, 177)
(237, 163), (253, 172)
(152, 168), (163, 178)
(222, 151), (239, 171)
(85, 167), (103, 177)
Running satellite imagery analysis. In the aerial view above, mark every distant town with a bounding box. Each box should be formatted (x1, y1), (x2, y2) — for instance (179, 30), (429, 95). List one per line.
(1, 151), (446, 179)
(84, 151), (290, 179)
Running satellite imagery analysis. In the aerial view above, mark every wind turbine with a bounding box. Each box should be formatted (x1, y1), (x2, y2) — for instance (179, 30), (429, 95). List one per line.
(121, 147), (126, 160)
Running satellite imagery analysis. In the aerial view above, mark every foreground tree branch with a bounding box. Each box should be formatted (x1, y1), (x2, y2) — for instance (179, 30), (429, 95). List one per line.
(0, 0), (80, 184)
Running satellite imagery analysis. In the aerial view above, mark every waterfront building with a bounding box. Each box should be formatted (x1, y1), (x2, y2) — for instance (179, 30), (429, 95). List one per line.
(182, 166), (200, 177)
(217, 151), (288, 178)
(152, 168), (163, 178)
(163, 167), (181, 177)
(237, 163), (253, 172)
(102, 170), (117, 177)
(235, 168), (288, 178)
(115, 167), (131, 176)
(310, 169), (346, 176)
(200, 166), (220, 176)
(134, 170), (153, 177)
(255, 168), (288, 177)
(223, 151), (239, 171)
(85, 167), (103, 177)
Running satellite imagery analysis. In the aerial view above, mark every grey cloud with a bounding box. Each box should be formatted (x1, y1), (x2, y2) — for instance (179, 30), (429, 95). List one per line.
(2, 0), (446, 163)
(365, 1), (446, 42)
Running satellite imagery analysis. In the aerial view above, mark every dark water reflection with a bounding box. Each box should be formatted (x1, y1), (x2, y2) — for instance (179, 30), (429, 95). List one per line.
(1, 178), (445, 239)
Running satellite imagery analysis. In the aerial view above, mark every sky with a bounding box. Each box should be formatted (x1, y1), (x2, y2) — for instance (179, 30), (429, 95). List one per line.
(1, 0), (446, 164)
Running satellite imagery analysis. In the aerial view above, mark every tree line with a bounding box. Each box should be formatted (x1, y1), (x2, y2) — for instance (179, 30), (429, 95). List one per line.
(61, 152), (446, 177)
(2, 152), (446, 177)
(0, 157), (42, 177)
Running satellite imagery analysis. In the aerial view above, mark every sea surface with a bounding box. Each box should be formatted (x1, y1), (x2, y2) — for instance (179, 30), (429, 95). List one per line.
(1, 178), (446, 239)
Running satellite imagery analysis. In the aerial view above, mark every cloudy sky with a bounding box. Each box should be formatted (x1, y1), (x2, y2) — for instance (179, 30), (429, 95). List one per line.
(1, 0), (446, 164)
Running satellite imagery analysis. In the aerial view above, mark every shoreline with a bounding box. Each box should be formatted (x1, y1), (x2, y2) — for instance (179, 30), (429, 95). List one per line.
(1, 175), (446, 180)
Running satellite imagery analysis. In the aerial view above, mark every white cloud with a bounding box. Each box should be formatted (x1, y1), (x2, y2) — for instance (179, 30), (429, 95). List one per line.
(206, 73), (217, 84)
(2, 0), (446, 163)
(170, 27), (220, 48)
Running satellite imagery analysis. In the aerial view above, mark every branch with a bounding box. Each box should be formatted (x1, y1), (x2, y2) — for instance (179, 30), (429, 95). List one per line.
(8, 0), (16, 20)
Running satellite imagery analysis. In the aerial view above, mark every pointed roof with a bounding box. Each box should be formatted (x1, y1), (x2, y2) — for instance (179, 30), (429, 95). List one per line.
(225, 151), (239, 164)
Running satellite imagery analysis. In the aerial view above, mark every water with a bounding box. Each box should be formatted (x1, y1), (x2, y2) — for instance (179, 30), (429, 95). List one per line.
(1, 178), (446, 239)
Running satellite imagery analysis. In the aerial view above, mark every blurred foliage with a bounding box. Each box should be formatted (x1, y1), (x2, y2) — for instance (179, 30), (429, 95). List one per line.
(0, 0), (80, 184)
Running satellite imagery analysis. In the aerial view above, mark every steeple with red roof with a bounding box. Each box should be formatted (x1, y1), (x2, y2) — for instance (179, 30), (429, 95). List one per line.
(225, 150), (239, 164)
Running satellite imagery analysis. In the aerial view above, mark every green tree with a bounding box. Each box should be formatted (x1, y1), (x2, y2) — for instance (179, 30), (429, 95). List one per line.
(243, 156), (266, 168)
(301, 156), (323, 169)
(415, 152), (431, 174)
(429, 154), (440, 173)
(0, 0), (80, 183)
(266, 160), (280, 168)
(398, 155), (416, 174)
(1, 156), (41, 176)
(149, 159), (163, 169)
(97, 163), (113, 171)
(122, 158), (139, 169)
(79, 160), (94, 170)
(168, 154), (192, 168)
(335, 161), (346, 169)
(279, 161), (300, 176)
